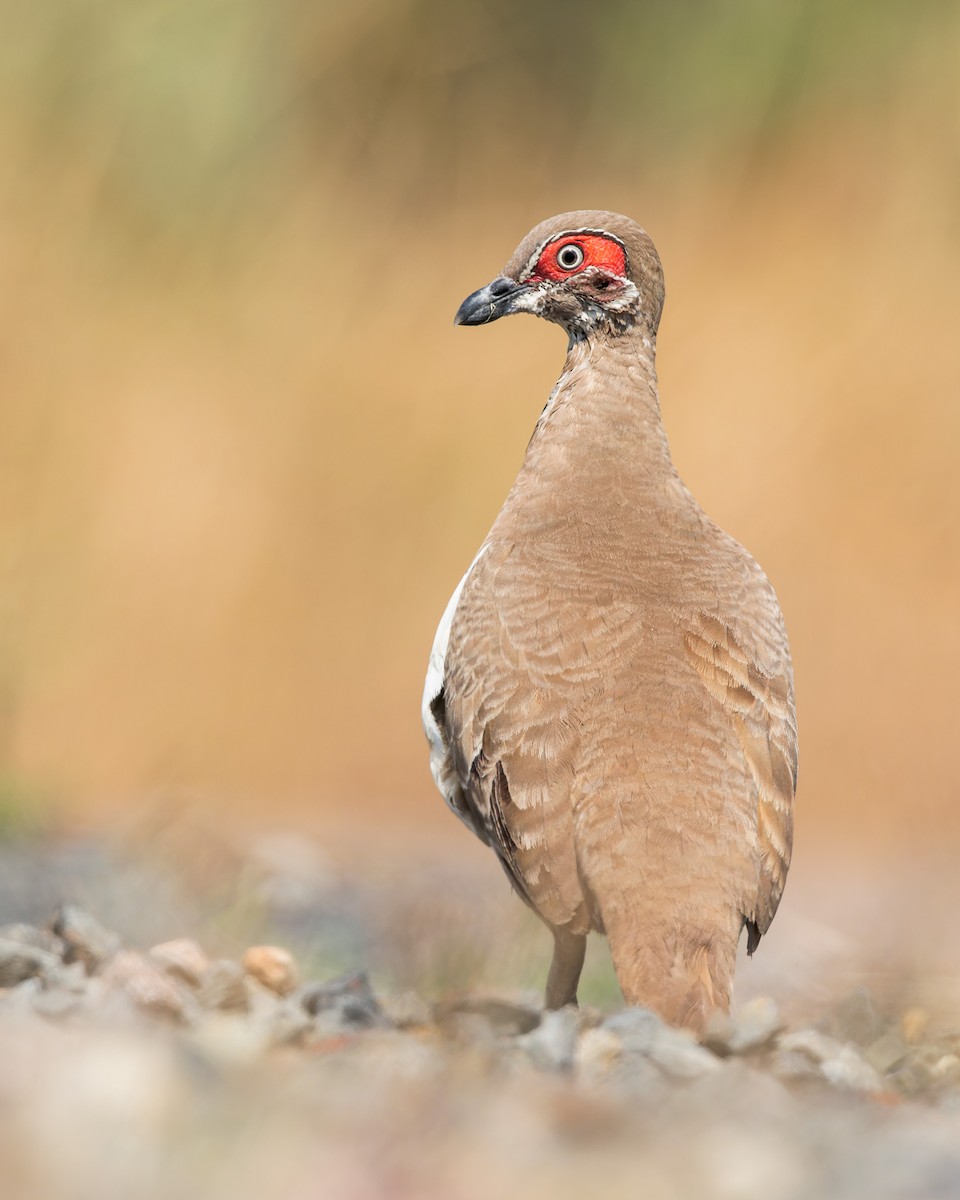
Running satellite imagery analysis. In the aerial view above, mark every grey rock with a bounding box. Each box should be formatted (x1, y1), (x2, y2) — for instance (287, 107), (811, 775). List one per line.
(298, 971), (391, 1030)
(198, 960), (249, 1012)
(886, 1054), (939, 1097)
(149, 938), (209, 987)
(826, 986), (888, 1047)
(603, 1007), (722, 1080)
(0, 923), (66, 958)
(517, 1006), (579, 1072)
(778, 1028), (883, 1092)
(0, 936), (61, 987)
(605, 1053), (670, 1101)
(378, 990), (433, 1029)
(51, 904), (120, 973)
(40, 959), (89, 995)
(704, 996), (783, 1055)
(820, 1044), (884, 1093)
(575, 1025), (624, 1082)
(101, 950), (191, 1022)
(770, 1047), (823, 1082)
(0, 976), (43, 1013)
(264, 999), (315, 1047)
(433, 993), (540, 1037)
(777, 1027), (843, 1064)
(863, 1028), (909, 1074)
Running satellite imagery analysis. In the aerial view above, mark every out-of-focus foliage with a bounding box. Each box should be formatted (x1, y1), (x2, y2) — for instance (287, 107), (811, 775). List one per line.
(3, 1), (956, 239)
(0, 0), (957, 856)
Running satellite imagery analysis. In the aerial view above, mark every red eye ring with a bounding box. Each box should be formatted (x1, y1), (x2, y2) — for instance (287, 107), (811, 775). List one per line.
(556, 243), (584, 271)
(528, 232), (627, 283)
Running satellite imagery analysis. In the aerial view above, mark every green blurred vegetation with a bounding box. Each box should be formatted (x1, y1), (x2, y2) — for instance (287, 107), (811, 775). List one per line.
(1, 0), (956, 248)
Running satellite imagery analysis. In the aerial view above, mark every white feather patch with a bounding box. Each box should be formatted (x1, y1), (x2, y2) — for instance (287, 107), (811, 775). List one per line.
(422, 545), (488, 807)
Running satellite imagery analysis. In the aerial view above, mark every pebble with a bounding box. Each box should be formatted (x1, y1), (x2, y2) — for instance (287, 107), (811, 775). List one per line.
(101, 951), (190, 1022)
(827, 986), (888, 1047)
(575, 1025), (624, 1081)
(242, 945), (299, 996)
(603, 1007), (722, 1080)
(902, 1007), (931, 1044)
(863, 1028), (908, 1074)
(776, 1028), (883, 1093)
(379, 990), (433, 1029)
(4, 899), (960, 1133)
(149, 938), (209, 987)
(299, 970), (391, 1032)
(198, 960), (249, 1013)
(0, 922), (66, 958)
(263, 998), (315, 1047)
(0, 936), (61, 987)
(51, 904), (121, 973)
(517, 1007), (579, 1072)
(704, 996), (784, 1055)
(434, 993), (541, 1038)
(819, 1045), (884, 1094)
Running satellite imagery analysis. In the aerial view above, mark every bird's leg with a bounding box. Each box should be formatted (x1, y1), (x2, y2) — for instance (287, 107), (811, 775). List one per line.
(544, 928), (587, 1009)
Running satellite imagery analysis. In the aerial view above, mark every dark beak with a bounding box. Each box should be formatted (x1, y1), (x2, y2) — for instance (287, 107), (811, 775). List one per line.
(454, 276), (531, 326)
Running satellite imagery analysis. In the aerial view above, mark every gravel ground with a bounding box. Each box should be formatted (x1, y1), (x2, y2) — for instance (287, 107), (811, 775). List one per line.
(2, 830), (960, 1200)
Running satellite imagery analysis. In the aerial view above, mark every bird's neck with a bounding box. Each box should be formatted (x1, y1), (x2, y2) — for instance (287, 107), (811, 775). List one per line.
(526, 330), (675, 485)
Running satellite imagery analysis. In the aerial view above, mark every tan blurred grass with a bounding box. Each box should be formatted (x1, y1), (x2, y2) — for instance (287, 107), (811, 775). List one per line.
(0, 1), (957, 860)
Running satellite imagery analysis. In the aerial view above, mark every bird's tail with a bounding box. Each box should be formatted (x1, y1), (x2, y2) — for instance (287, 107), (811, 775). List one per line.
(602, 905), (740, 1036)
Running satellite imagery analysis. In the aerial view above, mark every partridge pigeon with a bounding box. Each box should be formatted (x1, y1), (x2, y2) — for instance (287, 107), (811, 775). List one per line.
(422, 211), (797, 1032)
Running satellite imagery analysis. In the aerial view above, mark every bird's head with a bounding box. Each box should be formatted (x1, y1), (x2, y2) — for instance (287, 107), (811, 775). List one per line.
(454, 210), (665, 342)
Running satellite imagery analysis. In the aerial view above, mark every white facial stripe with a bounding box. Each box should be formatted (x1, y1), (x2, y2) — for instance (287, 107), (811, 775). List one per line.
(518, 227), (629, 282)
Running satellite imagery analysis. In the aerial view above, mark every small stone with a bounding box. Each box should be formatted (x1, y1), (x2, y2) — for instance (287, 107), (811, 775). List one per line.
(265, 998), (314, 1047)
(933, 1053), (960, 1081)
(242, 945), (299, 996)
(299, 971), (390, 1030)
(40, 959), (89, 995)
(901, 1007), (931, 1044)
(887, 1054), (939, 1097)
(0, 923), (66, 959)
(771, 1048), (823, 1082)
(198, 960), (249, 1012)
(777, 1027), (842, 1064)
(0, 976), (42, 1014)
(517, 1007), (579, 1072)
(101, 950), (189, 1022)
(434, 993), (540, 1037)
(826, 987), (887, 1047)
(705, 997), (783, 1056)
(149, 939), (209, 987)
(771, 1029), (839, 1082)
(50, 905), (120, 973)
(243, 976), (280, 1020)
(0, 937), (61, 987)
(820, 1044), (884, 1093)
(603, 1007), (722, 1080)
(378, 990), (433, 1029)
(701, 1010), (736, 1055)
(863, 1028), (909, 1074)
(575, 1026), (624, 1081)
(778, 1028), (882, 1092)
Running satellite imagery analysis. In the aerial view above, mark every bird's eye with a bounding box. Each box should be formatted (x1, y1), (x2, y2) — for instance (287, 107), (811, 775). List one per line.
(556, 243), (584, 271)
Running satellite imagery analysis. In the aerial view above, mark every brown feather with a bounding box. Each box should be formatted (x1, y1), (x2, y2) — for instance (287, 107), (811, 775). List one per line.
(427, 212), (797, 1032)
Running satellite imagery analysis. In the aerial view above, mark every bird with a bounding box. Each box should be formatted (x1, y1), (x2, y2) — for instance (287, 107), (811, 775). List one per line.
(422, 211), (797, 1033)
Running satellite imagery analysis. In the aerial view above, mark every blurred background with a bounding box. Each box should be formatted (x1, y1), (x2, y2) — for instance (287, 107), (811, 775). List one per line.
(0, 0), (958, 975)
